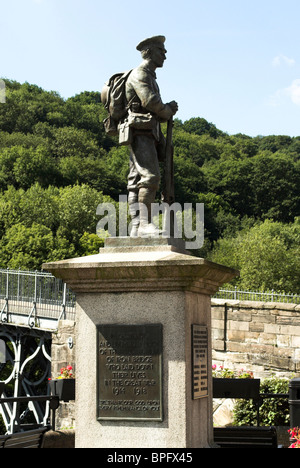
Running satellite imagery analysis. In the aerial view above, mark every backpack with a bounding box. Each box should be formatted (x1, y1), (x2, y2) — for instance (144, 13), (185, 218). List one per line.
(101, 70), (133, 136)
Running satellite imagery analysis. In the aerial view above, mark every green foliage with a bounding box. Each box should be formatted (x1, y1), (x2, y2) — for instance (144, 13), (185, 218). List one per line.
(78, 232), (107, 256)
(210, 220), (300, 293)
(233, 377), (290, 426)
(0, 183), (115, 269)
(0, 78), (299, 290)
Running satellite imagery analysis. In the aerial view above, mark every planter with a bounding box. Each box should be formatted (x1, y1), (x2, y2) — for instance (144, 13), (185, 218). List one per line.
(49, 379), (75, 402)
(0, 382), (5, 395)
(213, 378), (260, 400)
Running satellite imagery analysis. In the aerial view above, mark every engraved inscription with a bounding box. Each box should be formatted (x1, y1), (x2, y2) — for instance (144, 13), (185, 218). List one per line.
(97, 324), (163, 421)
(192, 325), (208, 399)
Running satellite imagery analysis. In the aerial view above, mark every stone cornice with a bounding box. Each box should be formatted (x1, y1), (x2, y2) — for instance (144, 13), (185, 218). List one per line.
(43, 247), (239, 295)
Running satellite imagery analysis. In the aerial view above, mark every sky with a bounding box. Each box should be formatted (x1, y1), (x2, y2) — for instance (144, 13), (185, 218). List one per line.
(1, 0), (300, 137)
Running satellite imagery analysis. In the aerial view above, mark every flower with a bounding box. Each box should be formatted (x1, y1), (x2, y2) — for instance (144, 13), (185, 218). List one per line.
(48, 365), (75, 381)
(288, 427), (300, 448)
(212, 364), (254, 379)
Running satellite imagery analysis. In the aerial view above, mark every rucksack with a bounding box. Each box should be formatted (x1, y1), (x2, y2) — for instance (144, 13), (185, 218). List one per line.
(101, 70), (133, 136)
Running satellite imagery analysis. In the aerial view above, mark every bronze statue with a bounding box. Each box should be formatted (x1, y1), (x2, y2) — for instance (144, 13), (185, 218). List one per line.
(102, 36), (178, 237)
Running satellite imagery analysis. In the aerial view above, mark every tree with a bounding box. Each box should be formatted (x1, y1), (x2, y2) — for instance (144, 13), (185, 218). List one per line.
(0, 223), (55, 270)
(182, 117), (221, 138)
(78, 232), (107, 256)
(12, 145), (58, 189)
(250, 152), (300, 222)
(50, 126), (100, 159)
(56, 184), (115, 247)
(203, 157), (254, 217)
(210, 220), (300, 293)
(0, 184), (59, 235)
(173, 154), (207, 205)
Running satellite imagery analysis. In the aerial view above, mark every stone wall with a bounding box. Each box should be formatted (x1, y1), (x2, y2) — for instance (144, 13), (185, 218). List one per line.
(51, 320), (76, 430)
(212, 299), (300, 379)
(51, 300), (300, 429)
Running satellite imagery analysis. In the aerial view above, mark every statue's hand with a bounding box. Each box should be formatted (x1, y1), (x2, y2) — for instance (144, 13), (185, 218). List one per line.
(168, 101), (178, 115)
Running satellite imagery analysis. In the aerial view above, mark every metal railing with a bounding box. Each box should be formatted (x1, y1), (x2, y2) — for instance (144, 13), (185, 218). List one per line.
(0, 395), (60, 433)
(214, 287), (300, 304)
(0, 269), (76, 330)
(0, 269), (299, 330)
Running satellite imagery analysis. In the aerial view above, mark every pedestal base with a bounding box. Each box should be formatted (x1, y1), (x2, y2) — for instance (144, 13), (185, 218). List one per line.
(43, 239), (238, 448)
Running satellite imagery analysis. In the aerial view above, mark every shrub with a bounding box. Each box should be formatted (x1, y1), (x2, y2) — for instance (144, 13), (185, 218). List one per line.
(233, 377), (289, 426)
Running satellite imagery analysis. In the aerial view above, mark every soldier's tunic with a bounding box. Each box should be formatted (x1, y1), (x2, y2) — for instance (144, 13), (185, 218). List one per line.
(125, 62), (173, 192)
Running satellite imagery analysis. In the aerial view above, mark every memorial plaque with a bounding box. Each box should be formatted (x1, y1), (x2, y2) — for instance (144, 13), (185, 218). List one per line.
(192, 325), (208, 399)
(97, 324), (163, 421)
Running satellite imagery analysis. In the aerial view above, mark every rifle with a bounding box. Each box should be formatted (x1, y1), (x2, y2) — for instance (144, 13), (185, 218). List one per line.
(162, 117), (175, 236)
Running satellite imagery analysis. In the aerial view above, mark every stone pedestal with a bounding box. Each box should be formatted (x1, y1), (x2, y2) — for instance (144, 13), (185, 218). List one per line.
(44, 239), (238, 448)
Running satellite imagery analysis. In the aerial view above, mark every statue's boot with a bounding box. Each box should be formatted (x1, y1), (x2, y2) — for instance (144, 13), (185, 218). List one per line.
(128, 191), (139, 237)
(137, 187), (161, 237)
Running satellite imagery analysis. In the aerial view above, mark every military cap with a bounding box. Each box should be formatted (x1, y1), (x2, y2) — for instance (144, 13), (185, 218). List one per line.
(136, 35), (166, 51)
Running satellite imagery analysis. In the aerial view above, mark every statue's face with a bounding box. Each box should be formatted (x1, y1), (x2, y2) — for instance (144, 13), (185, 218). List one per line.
(150, 45), (167, 68)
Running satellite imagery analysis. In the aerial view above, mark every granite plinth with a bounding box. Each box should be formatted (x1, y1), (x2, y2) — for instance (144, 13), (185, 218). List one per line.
(43, 241), (239, 448)
(43, 239), (238, 296)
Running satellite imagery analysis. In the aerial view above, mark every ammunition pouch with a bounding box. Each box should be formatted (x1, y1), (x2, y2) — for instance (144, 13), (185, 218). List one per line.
(118, 121), (133, 146)
(118, 111), (160, 145)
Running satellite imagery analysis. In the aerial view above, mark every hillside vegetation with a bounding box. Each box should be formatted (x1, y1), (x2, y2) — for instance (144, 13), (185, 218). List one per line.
(0, 79), (299, 293)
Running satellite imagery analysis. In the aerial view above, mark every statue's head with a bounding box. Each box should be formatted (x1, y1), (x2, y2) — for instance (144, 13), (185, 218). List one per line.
(136, 35), (167, 68)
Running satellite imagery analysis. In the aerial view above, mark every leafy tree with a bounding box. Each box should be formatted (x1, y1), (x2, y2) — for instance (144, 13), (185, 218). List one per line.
(250, 152), (300, 221)
(12, 145), (58, 189)
(255, 135), (293, 153)
(50, 126), (100, 159)
(0, 223), (55, 270)
(18, 184), (60, 231)
(174, 154), (207, 205)
(210, 220), (300, 293)
(203, 157), (254, 217)
(0, 80), (64, 134)
(0, 145), (58, 190)
(56, 184), (115, 247)
(173, 131), (220, 166)
(78, 232), (106, 256)
(0, 184), (59, 235)
(182, 117), (221, 138)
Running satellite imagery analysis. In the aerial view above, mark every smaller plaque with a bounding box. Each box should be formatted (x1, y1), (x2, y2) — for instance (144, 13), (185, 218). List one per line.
(192, 325), (208, 399)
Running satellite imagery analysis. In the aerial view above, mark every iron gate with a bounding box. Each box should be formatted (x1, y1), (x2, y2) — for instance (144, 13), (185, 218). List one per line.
(0, 324), (52, 434)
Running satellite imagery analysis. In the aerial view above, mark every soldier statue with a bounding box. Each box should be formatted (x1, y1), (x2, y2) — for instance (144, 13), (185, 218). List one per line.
(102, 36), (178, 237)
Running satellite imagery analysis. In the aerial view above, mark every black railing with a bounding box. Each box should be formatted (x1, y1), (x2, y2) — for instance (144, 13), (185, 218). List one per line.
(0, 395), (60, 433)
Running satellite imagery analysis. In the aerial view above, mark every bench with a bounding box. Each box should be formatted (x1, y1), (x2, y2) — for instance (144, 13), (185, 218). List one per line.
(214, 426), (278, 448)
(0, 427), (49, 448)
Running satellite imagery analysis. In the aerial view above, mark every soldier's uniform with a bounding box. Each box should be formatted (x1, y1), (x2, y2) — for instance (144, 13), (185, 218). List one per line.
(125, 36), (175, 236)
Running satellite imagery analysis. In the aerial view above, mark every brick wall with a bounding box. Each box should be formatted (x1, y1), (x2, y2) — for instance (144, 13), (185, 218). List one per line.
(212, 299), (300, 379)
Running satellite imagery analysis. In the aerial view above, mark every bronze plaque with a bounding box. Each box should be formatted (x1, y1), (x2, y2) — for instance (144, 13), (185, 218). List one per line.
(192, 325), (208, 399)
(97, 324), (163, 421)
